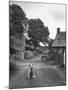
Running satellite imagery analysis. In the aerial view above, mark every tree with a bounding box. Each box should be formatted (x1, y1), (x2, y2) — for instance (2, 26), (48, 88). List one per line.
(48, 39), (54, 48)
(9, 4), (27, 39)
(27, 19), (49, 50)
(9, 4), (28, 57)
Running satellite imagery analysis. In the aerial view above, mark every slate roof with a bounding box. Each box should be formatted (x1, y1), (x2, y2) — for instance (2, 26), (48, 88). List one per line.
(52, 32), (66, 47)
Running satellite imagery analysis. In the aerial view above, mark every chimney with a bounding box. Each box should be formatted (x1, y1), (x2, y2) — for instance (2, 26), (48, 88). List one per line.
(57, 27), (60, 33)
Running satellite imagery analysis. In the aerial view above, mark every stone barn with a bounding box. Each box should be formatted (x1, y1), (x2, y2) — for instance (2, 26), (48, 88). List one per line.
(52, 28), (66, 65)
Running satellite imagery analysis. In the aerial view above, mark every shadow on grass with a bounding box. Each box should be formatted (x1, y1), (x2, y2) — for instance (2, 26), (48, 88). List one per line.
(9, 61), (20, 77)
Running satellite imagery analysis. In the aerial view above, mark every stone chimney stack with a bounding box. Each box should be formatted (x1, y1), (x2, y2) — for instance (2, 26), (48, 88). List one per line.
(57, 27), (60, 33)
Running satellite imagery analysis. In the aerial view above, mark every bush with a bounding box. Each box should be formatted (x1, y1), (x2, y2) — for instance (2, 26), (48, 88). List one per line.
(9, 61), (18, 71)
(36, 48), (43, 54)
(33, 50), (38, 56)
(24, 51), (34, 59)
(60, 64), (65, 68)
(11, 54), (20, 60)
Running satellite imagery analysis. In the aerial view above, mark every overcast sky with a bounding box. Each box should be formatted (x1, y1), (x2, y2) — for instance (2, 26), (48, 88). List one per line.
(10, 1), (66, 39)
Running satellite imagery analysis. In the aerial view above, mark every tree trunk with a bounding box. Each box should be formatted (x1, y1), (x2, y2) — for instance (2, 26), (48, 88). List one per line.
(19, 36), (25, 60)
(34, 45), (36, 50)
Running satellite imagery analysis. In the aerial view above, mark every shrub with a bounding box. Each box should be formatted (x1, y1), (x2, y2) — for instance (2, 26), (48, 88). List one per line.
(24, 51), (34, 59)
(9, 61), (18, 71)
(60, 64), (65, 68)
